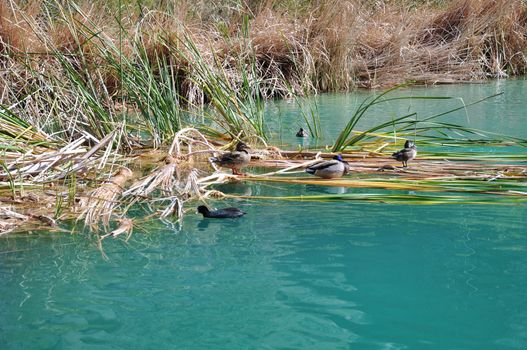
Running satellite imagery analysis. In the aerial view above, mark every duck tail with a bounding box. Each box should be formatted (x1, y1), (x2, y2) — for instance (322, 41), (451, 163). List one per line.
(209, 157), (219, 163)
(391, 151), (401, 159)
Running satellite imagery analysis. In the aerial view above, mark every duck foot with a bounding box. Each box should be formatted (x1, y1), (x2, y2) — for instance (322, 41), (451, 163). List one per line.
(231, 170), (247, 176)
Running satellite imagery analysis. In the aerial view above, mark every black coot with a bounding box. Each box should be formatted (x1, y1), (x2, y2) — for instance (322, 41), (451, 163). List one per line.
(197, 205), (246, 219)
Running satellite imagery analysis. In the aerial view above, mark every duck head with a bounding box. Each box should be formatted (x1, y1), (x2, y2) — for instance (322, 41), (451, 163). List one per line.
(235, 141), (250, 152)
(197, 205), (210, 215)
(404, 140), (416, 149)
(296, 128), (308, 137)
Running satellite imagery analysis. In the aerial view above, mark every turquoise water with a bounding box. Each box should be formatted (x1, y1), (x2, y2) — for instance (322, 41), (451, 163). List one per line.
(269, 78), (527, 146)
(1, 80), (527, 349)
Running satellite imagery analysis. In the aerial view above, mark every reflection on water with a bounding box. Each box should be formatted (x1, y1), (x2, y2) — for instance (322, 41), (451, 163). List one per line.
(2, 80), (527, 349)
(305, 184), (348, 195)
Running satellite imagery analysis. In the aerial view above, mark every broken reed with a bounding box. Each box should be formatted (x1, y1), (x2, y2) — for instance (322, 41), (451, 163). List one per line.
(1, 136), (527, 237)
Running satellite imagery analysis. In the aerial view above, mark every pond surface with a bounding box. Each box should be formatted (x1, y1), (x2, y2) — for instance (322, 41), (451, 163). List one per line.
(1, 80), (527, 349)
(269, 78), (526, 146)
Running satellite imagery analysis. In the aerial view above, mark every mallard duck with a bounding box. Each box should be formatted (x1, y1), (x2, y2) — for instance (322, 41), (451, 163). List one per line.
(306, 154), (350, 179)
(197, 205), (246, 219)
(391, 140), (417, 167)
(296, 127), (309, 138)
(210, 141), (251, 175)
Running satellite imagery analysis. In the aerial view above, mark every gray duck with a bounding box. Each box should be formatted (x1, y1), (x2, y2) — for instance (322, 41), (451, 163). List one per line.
(391, 140), (417, 167)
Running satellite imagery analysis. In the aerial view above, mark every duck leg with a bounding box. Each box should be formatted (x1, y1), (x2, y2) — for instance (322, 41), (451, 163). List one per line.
(232, 168), (246, 176)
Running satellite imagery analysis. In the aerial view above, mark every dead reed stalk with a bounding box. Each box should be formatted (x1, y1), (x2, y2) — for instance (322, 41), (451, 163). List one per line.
(80, 167), (133, 231)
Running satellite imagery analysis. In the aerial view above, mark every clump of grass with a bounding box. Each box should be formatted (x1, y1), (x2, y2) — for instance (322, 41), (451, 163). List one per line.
(330, 84), (525, 153)
(147, 25), (277, 140)
(80, 167), (133, 232)
(355, 0), (527, 85)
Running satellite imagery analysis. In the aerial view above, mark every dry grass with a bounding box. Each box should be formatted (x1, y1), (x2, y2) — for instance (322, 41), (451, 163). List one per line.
(0, 127), (224, 235)
(1, 0), (526, 108)
(351, 0), (527, 86)
(0, 1), (43, 54)
(79, 167), (133, 231)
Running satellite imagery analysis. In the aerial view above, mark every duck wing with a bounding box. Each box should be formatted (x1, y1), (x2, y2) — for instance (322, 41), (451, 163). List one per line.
(391, 149), (403, 158)
(214, 151), (249, 166)
(306, 159), (339, 171)
(392, 147), (411, 159)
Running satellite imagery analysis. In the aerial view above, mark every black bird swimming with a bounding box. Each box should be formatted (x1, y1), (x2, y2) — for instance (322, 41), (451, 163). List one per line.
(296, 127), (309, 138)
(305, 154), (350, 179)
(391, 140), (417, 167)
(197, 205), (246, 219)
(210, 141), (251, 175)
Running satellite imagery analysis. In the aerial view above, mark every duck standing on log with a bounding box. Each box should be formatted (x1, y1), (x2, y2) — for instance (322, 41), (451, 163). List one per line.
(210, 141), (251, 175)
(391, 140), (417, 167)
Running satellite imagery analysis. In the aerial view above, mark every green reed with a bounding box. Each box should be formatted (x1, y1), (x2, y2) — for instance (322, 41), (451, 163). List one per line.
(331, 84), (526, 152)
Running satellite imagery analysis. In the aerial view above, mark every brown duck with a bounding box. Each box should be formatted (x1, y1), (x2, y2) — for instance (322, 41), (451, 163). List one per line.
(210, 141), (251, 175)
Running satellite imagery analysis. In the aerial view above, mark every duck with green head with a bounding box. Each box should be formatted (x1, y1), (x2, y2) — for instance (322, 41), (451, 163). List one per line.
(306, 154), (350, 179)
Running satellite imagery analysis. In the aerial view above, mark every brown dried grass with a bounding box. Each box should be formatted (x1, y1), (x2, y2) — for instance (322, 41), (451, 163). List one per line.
(1, 0), (527, 105)
(0, 0), (43, 54)
(80, 167), (133, 231)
